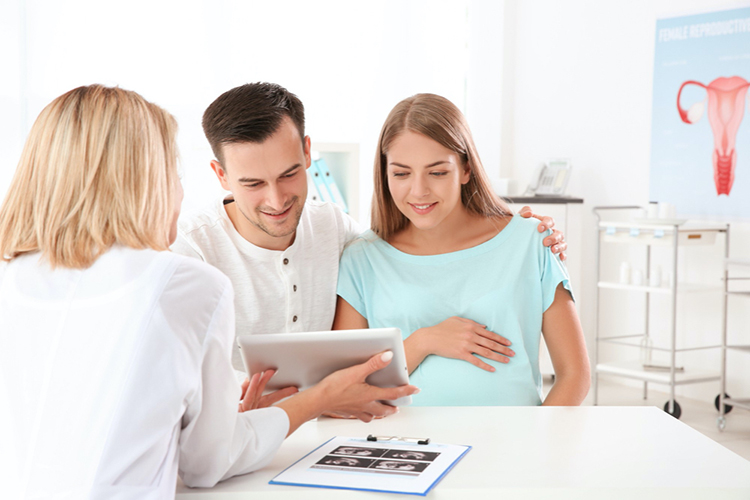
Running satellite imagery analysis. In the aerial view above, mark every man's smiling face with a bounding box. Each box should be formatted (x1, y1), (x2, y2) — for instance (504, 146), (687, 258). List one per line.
(212, 116), (311, 250)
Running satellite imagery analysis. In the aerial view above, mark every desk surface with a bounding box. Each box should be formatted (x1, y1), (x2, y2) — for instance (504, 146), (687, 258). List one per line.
(176, 406), (750, 499)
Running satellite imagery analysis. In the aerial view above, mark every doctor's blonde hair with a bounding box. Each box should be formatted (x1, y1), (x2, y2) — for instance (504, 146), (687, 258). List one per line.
(0, 84), (179, 268)
(371, 93), (512, 240)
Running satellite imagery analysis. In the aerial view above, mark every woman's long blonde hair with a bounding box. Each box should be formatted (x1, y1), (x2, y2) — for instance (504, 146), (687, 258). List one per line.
(371, 93), (511, 240)
(0, 85), (179, 268)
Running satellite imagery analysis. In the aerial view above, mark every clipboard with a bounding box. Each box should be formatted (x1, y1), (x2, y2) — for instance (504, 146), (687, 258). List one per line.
(270, 436), (471, 496)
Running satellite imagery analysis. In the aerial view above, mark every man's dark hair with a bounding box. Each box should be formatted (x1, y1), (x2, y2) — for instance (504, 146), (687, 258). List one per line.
(202, 82), (305, 166)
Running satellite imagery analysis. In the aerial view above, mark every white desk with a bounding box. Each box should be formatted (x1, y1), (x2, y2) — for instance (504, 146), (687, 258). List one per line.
(176, 406), (750, 499)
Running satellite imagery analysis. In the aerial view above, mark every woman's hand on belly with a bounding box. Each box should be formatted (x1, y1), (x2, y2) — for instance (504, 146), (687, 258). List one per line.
(404, 316), (515, 373)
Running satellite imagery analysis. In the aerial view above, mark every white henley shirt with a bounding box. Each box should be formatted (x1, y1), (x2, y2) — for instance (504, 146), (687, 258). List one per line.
(171, 198), (361, 370)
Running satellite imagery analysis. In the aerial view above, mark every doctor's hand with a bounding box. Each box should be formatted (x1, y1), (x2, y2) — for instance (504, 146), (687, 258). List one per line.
(519, 206), (567, 261)
(238, 370), (298, 412)
(313, 351), (419, 422)
(275, 351), (420, 435)
(406, 317), (515, 373)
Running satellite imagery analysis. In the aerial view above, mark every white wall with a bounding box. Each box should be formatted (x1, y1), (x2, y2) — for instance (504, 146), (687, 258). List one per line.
(0, 0), (25, 198)
(503, 0), (750, 403)
(6, 0), (746, 407)
(1, 0), (508, 224)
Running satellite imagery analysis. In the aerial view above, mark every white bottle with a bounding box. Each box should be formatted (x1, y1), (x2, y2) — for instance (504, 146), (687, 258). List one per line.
(662, 270), (674, 288)
(632, 269), (644, 286)
(649, 265), (662, 287)
(640, 336), (653, 366)
(620, 262), (631, 285)
(658, 202), (676, 220)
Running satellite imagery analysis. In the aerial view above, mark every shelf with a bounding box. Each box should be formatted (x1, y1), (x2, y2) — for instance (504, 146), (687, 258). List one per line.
(721, 257), (750, 424)
(312, 143), (360, 222)
(598, 222), (725, 246)
(593, 208), (730, 411)
(598, 335), (721, 353)
(598, 337), (647, 349)
(724, 398), (750, 411)
(726, 260), (750, 296)
(598, 221), (729, 232)
(598, 282), (669, 294)
(596, 361), (720, 385)
(503, 195), (583, 204)
(597, 281), (722, 294)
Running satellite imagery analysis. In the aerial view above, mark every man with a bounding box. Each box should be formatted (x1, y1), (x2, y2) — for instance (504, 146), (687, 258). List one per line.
(171, 82), (566, 371)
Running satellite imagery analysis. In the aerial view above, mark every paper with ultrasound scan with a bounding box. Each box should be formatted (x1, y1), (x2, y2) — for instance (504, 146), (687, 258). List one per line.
(270, 436), (471, 496)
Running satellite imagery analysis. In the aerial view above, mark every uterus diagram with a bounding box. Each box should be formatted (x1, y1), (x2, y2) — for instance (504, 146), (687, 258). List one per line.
(677, 76), (750, 196)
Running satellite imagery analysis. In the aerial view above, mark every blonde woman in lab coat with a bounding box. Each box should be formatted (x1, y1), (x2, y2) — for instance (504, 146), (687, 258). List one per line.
(0, 85), (417, 500)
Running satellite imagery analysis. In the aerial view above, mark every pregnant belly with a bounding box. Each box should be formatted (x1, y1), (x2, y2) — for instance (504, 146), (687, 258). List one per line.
(409, 354), (541, 406)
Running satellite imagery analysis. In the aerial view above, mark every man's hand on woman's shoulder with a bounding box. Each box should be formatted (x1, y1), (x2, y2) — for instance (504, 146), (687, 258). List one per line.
(519, 206), (567, 261)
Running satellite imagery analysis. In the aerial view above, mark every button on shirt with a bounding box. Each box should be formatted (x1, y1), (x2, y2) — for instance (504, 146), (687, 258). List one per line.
(172, 199), (362, 370)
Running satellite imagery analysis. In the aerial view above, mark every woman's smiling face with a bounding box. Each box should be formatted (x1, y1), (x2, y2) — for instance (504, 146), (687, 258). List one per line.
(386, 130), (470, 232)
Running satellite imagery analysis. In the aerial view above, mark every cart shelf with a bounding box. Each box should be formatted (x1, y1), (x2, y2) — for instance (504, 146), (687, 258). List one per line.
(593, 206), (729, 421)
(597, 334), (721, 352)
(722, 398), (750, 412)
(718, 258), (750, 430)
(597, 281), (722, 294)
(596, 361), (720, 385)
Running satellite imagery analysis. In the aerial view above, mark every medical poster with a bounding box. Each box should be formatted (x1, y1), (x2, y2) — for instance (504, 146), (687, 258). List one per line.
(649, 7), (750, 218)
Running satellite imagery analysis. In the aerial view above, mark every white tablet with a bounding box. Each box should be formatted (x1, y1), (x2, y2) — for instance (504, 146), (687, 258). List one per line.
(237, 328), (411, 406)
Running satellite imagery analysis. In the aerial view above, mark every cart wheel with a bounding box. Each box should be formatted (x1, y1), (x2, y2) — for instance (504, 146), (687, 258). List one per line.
(663, 400), (682, 419)
(714, 394), (733, 414)
(717, 416), (726, 432)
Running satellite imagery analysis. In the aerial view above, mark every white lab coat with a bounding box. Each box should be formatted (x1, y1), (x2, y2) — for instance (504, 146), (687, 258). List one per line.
(0, 246), (289, 499)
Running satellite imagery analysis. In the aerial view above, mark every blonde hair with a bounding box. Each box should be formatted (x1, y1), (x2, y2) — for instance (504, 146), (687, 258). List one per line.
(371, 93), (512, 240)
(0, 85), (179, 268)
